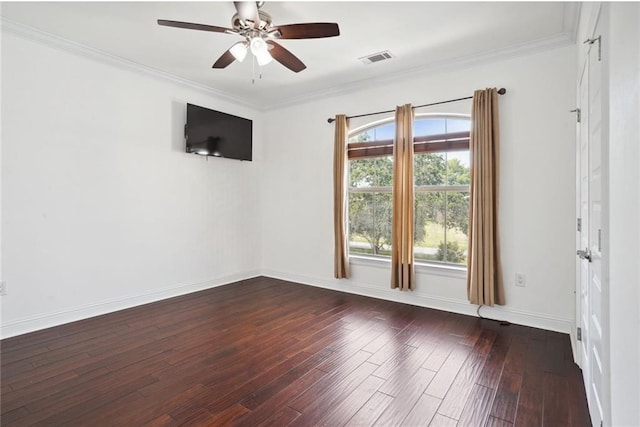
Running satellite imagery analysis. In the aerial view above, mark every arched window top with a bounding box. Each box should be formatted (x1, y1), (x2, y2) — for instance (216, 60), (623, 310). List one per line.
(348, 114), (471, 159)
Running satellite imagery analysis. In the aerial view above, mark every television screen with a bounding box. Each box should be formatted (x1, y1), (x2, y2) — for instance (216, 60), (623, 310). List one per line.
(185, 104), (252, 161)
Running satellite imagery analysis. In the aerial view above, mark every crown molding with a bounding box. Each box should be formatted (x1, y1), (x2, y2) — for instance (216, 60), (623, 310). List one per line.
(262, 31), (576, 110)
(0, 17), (257, 110)
(1, 15), (579, 112)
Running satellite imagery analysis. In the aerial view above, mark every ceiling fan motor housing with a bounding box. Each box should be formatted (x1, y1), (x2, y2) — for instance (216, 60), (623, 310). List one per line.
(232, 10), (273, 33)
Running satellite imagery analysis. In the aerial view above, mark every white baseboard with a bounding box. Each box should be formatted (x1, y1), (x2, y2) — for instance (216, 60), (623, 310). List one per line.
(261, 269), (573, 334)
(1, 269), (572, 339)
(0, 270), (261, 339)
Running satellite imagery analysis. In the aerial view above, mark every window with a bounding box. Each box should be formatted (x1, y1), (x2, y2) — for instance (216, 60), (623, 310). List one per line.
(348, 115), (471, 266)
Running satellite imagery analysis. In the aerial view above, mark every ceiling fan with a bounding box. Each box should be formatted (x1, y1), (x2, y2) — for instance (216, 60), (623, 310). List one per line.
(158, 1), (340, 73)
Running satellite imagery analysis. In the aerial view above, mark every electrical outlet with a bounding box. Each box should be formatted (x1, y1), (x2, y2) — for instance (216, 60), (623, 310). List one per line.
(0, 281), (6, 296)
(515, 273), (526, 287)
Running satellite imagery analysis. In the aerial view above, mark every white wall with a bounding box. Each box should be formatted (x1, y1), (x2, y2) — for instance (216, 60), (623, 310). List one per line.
(260, 45), (577, 332)
(0, 19), (580, 342)
(606, 3), (640, 425)
(1, 31), (263, 337)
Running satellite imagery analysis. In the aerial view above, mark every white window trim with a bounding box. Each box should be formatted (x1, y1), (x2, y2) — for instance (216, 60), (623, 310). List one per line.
(349, 185), (469, 193)
(349, 254), (467, 279)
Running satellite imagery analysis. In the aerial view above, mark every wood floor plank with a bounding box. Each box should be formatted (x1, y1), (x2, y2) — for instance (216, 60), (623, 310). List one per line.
(168, 342), (306, 421)
(234, 369), (327, 427)
(174, 408), (217, 427)
(287, 350), (372, 412)
(568, 365), (592, 426)
(457, 384), (495, 427)
(0, 277), (591, 427)
(141, 414), (177, 427)
(23, 358), (168, 415)
(2, 352), (92, 386)
(543, 334), (568, 376)
(513, 370), (543, 426)
(0, 407), (30, 425)
(260, 406), (301, 427)
(239, 348), (333, 410)
(202, 350), (317, 415)
(373, 368), (436, 426)
(424, 343), (472, 399)
(367, 334), (416, 366)
(458, 323), (484, 347)
(471, 328), (498, 356)
(87, 383), (208, 426)
(501, 337), (528, 376)
(317, 321), (387, 373)
(288, 361), (379, 426)
(542, 372), (570, 426)
(371, 344), (418, 380)
(489, 369), (523, 423)
(344, 391), (394, 427)
(429, 413), (459, 426)
(315, 374), (385, 426)
(422, 338), (457, 372)
(402, 393), (442, 426)
(487, 415), (514, 427)
(437, 351), (488, 419)
(204, 403), (249, 425)
(476, 334), (511, 389)
(18, 375), (158, 426)
(361, 326), (403, 355)
(1, 369), (86, 412)
(377, 342), (435, 397)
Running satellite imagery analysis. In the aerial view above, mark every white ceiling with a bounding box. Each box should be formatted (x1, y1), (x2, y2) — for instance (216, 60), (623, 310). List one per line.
(1, 2), (578, 109)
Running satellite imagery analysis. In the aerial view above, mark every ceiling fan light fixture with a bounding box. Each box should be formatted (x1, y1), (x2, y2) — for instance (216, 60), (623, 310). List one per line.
(229, 42), (248, 62)
(249, 36), (272, 66)
(255, 49), (273, 66)
(250, 36), (268, 56)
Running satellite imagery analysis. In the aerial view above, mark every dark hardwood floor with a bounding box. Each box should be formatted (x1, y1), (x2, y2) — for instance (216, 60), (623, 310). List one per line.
(1, 277), (591, 426)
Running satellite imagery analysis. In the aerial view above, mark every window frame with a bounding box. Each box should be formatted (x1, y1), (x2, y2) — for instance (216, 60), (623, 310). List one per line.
(347, 113), (471, 271)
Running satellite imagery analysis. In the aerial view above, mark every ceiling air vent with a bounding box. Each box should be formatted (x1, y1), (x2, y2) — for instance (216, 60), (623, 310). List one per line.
(359, 51), (394, 65)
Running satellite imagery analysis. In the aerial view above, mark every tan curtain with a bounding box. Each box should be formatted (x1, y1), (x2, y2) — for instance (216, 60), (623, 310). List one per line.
(467, 88), (505, 305)
(391, 104), (415, 291)
(333, 114), (350, 279)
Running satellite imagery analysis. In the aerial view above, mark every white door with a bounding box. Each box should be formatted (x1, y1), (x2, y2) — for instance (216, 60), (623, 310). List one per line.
(576, 11), (609, 426)
(577, 58), (589, 375)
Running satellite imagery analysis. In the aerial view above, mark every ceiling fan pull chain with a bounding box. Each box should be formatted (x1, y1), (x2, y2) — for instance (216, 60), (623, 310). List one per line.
(252, 54), (256, 85)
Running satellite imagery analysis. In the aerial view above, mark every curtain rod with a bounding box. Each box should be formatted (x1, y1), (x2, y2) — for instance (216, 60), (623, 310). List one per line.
(326, 88), (506, 124)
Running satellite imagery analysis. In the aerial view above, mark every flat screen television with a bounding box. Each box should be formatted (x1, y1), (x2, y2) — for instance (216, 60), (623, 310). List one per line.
(185, 103), (252, 161)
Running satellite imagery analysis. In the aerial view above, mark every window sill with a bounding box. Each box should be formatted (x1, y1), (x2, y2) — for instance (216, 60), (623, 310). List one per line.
(349, 255), (467, 279)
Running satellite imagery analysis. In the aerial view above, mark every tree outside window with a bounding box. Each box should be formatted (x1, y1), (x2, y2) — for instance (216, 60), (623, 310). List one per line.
(348, 115), (470, 266)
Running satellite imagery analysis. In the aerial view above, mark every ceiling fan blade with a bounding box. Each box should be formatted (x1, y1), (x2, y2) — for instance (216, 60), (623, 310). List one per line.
(212, 49), (236, 69)
(158, 19), (234, 34)
(272, 23), (340, 39)
(267, 41), (306, 73)
(234, 1), (261, 29)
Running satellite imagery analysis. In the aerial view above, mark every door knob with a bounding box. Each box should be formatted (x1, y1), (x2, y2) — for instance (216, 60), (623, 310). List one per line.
(577, 248), (592, 262)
